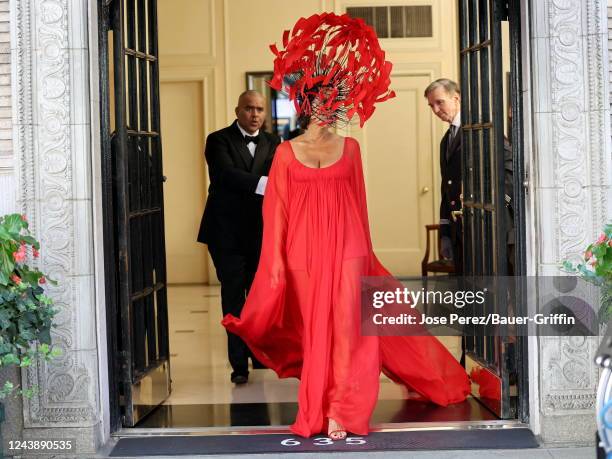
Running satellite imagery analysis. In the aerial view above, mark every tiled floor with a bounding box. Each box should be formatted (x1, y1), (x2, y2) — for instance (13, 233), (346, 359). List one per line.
(136, 285), (490, 428)
(164, 285), (464, 406)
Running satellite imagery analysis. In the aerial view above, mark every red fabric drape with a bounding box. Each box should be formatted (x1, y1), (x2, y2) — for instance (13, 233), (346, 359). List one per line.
(222, 138), (470, 436)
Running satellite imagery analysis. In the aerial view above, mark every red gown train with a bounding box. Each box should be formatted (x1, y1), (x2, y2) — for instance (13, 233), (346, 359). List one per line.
(222, 137), (470, 437)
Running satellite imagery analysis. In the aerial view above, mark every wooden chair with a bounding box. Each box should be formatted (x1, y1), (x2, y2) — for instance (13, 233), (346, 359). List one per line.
(421, 224), (455, 276)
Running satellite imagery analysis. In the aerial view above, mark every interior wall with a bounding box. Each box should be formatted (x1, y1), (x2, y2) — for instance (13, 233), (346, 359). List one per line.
(158, 0), (228, 284)
(160, 81), (208, 284)
(360, 72), (438, 274)
(158, 0), (459, 278)
(335, 0), (459, 275)
(224, 0), (323, 120)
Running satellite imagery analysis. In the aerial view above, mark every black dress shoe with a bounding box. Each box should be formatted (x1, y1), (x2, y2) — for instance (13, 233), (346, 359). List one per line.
(231, 374), (248, 385)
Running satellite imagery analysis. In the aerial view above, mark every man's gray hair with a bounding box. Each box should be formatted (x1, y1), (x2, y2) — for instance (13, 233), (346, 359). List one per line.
(424, 78), (460, 97)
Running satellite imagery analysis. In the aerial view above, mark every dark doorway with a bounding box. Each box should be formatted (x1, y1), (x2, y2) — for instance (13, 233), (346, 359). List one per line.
(98, 0), (529, 433)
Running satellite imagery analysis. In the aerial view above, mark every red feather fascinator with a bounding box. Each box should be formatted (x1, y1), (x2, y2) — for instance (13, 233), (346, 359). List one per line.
(269, 12), (395, 128)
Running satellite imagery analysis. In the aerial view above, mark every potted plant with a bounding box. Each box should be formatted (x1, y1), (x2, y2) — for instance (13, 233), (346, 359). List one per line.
(563, 223), (612, 324)
(0, 213), (59, 452)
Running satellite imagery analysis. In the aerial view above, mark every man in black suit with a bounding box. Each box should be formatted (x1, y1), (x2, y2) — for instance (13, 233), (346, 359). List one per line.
(425, 79), (463, 274)
(197, 90), (280, 384)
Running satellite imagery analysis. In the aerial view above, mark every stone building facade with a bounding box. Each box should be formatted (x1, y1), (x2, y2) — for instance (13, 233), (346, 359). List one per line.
(0, 0), (610, 456)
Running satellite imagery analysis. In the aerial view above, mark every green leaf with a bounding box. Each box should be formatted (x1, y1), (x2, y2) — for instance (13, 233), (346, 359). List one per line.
(0, 308), (10, 329)
(2, 353), (19, 366)
(593, 244), (607, 259)
(38, 326), (52, 345)
(0, 380), (14, 399)
(20, 269), (40, 286)
(562, 260), (576, 272)
(0, 226), (11, 240)
(50, 348), (62, 358)
(3, 214), (25, 234)
(0, 249), (14, 281)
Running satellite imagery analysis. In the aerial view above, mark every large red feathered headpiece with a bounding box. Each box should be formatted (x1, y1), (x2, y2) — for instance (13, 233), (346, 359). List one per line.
(269, 12), (395, 128)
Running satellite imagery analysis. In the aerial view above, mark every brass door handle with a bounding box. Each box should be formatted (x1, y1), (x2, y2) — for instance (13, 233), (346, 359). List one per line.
(451, 209), (463, 222)
(421, 186), (430, 194)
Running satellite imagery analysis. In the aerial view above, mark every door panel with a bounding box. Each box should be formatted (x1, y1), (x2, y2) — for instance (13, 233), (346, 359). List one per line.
(160, 81), (208, 284)
(109, 0), (171, 427)
(363, 74), (435, 277)
(459, 0), (521, 419)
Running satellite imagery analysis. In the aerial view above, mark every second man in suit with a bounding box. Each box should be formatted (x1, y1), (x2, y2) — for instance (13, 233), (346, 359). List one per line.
(198, 90), (280, 384)
(425, 78), (463, 274)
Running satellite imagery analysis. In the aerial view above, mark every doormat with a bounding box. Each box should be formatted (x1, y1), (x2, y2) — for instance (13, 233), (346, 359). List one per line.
(110, 428), (538, 456)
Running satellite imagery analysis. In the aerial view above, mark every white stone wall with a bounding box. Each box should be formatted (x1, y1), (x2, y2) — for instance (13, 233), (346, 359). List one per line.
(609, 4), (612, 210)
(530, 0), (611, 445)
(0, 0), (14, 214)
(10, 0), (103, 453)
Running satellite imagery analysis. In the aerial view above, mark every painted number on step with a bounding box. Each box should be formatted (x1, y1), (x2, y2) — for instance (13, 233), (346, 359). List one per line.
(346, 437), (366, 444)
(280, 438), (301, 446)
(280, 437), (366, 446)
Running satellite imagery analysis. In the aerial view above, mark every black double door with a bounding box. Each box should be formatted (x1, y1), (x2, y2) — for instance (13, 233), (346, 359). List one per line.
(99, 0), (171, 429)
(98, 0), (528, 431)
(458, 0), (527, 420)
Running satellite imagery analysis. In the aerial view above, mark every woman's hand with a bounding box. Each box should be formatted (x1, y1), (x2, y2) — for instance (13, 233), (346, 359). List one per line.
(270, 259), (285, 289)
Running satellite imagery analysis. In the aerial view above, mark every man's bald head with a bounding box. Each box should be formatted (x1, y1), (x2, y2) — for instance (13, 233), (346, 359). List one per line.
(235, 90), (266, 134)
(238, 90), (265, 106)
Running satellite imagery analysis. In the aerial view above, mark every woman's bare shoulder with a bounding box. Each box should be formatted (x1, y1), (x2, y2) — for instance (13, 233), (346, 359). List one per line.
(289, 132), (308, 143)
(273, 140), (294, 162)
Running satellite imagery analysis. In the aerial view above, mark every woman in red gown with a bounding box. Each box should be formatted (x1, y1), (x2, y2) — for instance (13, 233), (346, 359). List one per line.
(222, 12), (470, 440)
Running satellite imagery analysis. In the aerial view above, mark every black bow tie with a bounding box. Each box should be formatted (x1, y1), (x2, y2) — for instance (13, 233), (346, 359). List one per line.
(244, 135), (260, 144)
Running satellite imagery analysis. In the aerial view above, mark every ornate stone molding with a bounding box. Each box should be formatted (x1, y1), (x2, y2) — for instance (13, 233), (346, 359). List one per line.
(540, 336), (599, 414)
(13, 0), (34, 215)
(585, 0), (609, 230)
(13, 0), (98, 427)
(547, 0), (610, 261)
(549, 0), (589, 260)
(532, 0), (610, 432)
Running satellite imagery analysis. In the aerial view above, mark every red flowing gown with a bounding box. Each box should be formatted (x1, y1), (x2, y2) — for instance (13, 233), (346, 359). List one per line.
(222, 137), (470, 437)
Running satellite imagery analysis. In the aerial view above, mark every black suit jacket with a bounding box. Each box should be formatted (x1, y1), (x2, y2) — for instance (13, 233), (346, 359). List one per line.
(197, 120), (280, 251)
(439, 126), (462, 243)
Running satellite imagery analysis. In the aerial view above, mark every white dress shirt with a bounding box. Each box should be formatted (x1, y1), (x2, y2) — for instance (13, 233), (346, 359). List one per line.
(237, 122), (268, 195)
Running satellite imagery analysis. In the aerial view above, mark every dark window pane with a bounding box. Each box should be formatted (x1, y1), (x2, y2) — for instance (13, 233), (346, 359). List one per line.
(404, 6), (432, 37)
(390, 6), (404, 38)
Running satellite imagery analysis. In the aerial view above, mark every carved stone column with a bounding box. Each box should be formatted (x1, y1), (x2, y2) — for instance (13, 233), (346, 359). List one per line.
(12, 0), (102, 452)
(530, 0), (611, 444)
